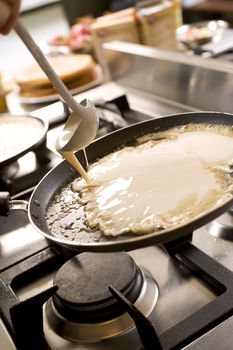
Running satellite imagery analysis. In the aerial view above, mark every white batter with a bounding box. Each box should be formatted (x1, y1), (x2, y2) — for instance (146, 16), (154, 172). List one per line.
(72, 127), (233, 237)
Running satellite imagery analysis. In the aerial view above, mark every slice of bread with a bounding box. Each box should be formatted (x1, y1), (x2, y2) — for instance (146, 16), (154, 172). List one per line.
(14, 53), (97, 97)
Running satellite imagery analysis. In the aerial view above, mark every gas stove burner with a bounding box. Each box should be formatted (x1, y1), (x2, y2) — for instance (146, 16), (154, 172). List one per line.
(53, 252), (143, 322)
(45, 252), (159, 342)
(207, 209), (233, 240)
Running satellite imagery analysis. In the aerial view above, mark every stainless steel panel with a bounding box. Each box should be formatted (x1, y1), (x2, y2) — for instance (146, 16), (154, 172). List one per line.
(0, 319), (15, 350)
(184, 315), (233, 350)
(103, 41), (233, 114)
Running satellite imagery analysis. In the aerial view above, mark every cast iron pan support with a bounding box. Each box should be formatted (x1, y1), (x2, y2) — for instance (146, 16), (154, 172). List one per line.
(109, 284), (163, 350)
(0, 244), (74, 350)
(10, 286), (57, 350)
(159, 236), (233, 350)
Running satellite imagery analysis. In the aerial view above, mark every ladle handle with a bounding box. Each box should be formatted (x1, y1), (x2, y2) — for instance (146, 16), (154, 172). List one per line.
(14, 20), (81, 117)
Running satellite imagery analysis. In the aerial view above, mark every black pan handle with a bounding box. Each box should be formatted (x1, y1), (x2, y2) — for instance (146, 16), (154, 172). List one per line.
(0, 192), (28, 216)
(0, 192), (11, 216)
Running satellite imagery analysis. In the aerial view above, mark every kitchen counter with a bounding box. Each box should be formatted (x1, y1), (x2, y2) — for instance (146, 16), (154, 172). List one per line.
(5, 39), (233, 123)
(102, 41), (233, 114)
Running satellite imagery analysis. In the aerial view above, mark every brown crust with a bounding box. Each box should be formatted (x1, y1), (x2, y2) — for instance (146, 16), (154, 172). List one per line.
(14, 54), (96, 89)
(18, 68), (98, 97)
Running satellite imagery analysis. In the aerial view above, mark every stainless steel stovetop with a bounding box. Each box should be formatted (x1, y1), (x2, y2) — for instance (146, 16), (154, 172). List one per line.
(1, 208), (233, 350)
(1, 82), (233, 350)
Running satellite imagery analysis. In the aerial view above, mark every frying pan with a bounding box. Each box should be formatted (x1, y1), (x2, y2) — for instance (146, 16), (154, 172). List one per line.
(0, 114), (48, 168)
(1, 111), (233, 252)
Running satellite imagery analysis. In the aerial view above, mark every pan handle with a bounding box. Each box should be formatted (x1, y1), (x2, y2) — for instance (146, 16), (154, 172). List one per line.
(0, 192), (28, 216)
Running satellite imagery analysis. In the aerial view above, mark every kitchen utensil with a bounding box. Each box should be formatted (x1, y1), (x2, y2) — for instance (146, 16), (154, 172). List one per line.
(1, 112), (233, 252)
(14, 21), (99, 159)
(176, 20), (228, 52)
(0, 114), (48, 167)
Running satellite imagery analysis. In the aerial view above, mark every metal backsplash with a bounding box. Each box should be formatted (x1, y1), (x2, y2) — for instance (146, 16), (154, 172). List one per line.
(102, 41), (233, 114)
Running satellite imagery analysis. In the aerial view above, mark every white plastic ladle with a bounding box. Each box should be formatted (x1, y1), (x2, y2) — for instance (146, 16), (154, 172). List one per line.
(14, 21), (99, 183)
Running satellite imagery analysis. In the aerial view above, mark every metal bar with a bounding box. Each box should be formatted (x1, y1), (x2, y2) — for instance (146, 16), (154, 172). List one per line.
(160, 242), (233, 350)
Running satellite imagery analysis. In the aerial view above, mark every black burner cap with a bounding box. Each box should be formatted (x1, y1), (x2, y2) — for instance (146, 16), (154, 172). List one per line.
(53, 252), (143, 323)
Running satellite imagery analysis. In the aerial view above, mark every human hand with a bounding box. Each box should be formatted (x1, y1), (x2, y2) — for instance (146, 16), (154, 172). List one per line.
(0, 0), (21, 34)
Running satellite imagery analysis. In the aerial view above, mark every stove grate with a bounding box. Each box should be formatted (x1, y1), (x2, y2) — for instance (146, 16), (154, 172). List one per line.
(1, 236), (233, 349)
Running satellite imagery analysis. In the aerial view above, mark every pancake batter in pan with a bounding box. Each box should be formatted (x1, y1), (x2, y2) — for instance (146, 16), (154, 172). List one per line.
(71, 124), (233, 237)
